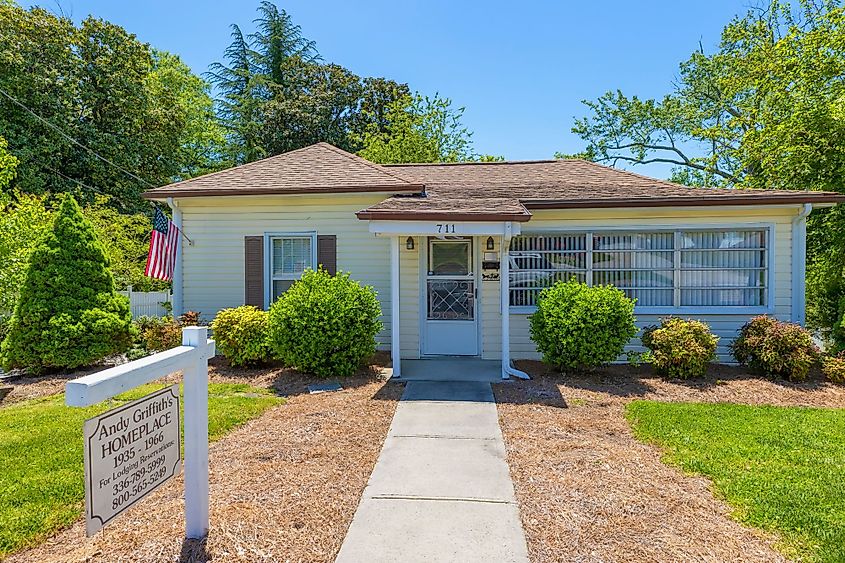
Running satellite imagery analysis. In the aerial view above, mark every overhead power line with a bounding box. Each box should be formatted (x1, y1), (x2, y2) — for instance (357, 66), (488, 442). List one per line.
(0, 86), (157, 189)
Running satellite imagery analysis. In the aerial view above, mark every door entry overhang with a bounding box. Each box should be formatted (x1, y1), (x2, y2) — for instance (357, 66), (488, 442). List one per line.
(367, 220), (522, 237)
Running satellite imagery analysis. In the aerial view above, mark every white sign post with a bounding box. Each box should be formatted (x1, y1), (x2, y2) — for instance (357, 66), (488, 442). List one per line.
(66, 326), (215, 539)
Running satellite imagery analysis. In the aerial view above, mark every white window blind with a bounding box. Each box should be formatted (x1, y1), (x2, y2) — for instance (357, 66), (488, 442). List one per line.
(270, 236), (313, 301)
(509, 228), (768, 309)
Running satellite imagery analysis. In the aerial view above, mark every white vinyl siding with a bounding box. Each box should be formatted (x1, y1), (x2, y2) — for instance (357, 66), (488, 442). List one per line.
(176, 194), (392, 348)
(509, 228), (770, 312)
(508, 206), (798, 362)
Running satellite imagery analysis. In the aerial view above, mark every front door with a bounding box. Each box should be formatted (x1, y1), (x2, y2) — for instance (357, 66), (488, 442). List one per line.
(422, 237), (479, 356)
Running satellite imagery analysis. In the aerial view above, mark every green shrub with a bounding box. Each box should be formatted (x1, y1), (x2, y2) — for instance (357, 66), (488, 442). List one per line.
(528, 279), (637, 371)
(822, 352), (845, 384)
(0, 314), (9, 347)
(642, 318), (718, 379)
(134, 316), (181, 353)
(1, 195), (133, 373)
(267, 269), (382, 377)
(730, 316), (820, 381)
(211, 306), (271, 367)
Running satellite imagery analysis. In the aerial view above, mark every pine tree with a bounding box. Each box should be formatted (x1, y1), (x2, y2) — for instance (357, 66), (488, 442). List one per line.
(1, 195), (133, 372)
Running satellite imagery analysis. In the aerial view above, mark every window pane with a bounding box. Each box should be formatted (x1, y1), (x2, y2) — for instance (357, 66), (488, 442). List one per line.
(430, 241), (470, 276)
(592, 251), (674, 271)
(509, 234), (587, 307)
(273, 237), (312, 276)
(593, 232), (674, 250)
(681, 230), (764, 249)
(624, 288), (674, 307)
(680, 229), (766, 306)
(681, 288), (765, 307)
(428, 280), (474, 320)
(593, 270), (674, 288)
(272, 279), (294, 301)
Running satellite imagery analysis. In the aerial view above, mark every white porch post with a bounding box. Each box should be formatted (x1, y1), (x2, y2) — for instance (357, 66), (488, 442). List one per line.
(391, 236), (401, 377)
(501, 222), (512, 379)
(167, 197), (184, 318)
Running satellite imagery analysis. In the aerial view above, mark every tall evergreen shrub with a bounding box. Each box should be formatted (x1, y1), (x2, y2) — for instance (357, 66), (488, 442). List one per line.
(1, 195), (133, 372)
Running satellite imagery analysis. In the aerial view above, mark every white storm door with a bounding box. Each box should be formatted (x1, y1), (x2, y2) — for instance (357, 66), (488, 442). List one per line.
(422, 237), (479, 356)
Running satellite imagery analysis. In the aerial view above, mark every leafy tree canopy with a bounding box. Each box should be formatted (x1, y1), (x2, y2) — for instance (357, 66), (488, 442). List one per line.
(565, 1), (845, 191)
(0, 135), (17, 189)
(0, 192), (163, 317)
(565, 0), (845, 342)
(0, 2), (224, 211)
(355, 93), (479, 164)
(208, 1), (411, 163)
(1, 195), (133, 372)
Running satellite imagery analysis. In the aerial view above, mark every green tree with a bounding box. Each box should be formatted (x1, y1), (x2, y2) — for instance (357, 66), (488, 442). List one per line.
(0, 3), (222, 211)
(0, 193), (159, 319)
(355, 93), (475, 164)
(565, 0), (845, 342)
(2, 195), (133, 372)
(208, 2), (409, 161)
(0, 135), (17, 189)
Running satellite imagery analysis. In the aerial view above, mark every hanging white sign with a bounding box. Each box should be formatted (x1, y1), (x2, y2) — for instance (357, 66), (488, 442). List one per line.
(83, 384), (181, 536)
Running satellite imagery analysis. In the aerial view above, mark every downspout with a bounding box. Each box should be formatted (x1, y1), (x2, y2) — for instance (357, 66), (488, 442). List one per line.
(167, 197), (184, 318)
(791, 203), (812, 325)
(501, 222), (530, 380)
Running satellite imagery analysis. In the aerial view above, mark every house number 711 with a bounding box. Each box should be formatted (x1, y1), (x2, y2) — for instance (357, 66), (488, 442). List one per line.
(436, 224), (456, 233)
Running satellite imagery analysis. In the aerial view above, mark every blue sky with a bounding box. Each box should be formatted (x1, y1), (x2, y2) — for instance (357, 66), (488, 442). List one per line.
(25, 0), (750, 177)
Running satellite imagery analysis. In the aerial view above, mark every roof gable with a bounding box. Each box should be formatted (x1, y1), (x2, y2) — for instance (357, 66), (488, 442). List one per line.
(143, 142), (422, 198)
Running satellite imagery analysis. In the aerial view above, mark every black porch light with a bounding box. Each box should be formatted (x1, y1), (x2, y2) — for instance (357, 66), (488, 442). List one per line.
(486, 236), (495, 250)
(406, 236), (415, 250)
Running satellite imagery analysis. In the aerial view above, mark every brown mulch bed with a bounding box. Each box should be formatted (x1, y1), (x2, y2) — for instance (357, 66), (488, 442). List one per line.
(8, 358), (402, 563)
(0, 351), (393, 406)
(494, 362), (845, 563)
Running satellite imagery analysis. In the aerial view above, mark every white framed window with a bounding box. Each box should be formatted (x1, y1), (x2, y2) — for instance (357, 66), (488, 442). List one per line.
(265, 232), (317, 305)
(509, 227), (771, 312)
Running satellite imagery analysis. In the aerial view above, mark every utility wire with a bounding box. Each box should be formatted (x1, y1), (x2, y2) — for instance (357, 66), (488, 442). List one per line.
(41, 163), (130, 210)
(0, 85), (196, 245)
(0, 86), (157, 189)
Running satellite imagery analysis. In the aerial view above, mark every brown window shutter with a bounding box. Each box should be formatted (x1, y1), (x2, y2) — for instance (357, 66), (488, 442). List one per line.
(317, 235), (337, 275)
(244, 236), (264, 308)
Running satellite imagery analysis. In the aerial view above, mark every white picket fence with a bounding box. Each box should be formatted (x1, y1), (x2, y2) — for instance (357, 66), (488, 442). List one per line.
(119, 287), (172, 318)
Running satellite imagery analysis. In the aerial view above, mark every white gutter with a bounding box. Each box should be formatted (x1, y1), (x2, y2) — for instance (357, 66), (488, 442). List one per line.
(791, 203), (812, 325)
(167, 197), (184, 318)
(501, 222), (530, 380)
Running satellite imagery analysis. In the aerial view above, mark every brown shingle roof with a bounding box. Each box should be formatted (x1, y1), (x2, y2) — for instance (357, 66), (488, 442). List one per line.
(356, 159), (845, 221)
(143, 142), (845, 218)
(142, 142), (422, 198)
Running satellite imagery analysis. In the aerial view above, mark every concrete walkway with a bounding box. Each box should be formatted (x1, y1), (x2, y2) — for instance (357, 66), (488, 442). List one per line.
(335, 381), (529, 563)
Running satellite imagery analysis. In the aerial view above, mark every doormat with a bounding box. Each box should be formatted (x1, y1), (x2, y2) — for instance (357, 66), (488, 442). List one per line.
(307, 382), (343, 394)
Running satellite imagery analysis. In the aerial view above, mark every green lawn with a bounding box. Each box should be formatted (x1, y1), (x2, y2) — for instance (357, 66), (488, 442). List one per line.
(626, 401), (845, 562)
(0, 383), (282, 558)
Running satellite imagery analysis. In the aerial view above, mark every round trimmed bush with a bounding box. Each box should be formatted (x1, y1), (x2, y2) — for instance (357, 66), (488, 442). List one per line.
(642, 317), (718, 379)
(267, 269), (383, 377)
(730, 315), (820, 381)
(528, 279), (637, 371)
(211, 306), (271, 367)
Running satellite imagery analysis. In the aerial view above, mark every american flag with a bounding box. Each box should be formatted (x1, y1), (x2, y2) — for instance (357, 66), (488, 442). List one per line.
(144, 207), (180, 281)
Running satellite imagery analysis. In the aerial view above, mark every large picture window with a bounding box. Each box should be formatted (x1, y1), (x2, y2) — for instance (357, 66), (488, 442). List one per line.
(509, 228), (769, 310)
(269, 234), (315, 301)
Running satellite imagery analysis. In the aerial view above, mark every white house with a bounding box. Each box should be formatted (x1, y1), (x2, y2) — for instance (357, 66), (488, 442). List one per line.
(143, 142), (845, 377)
